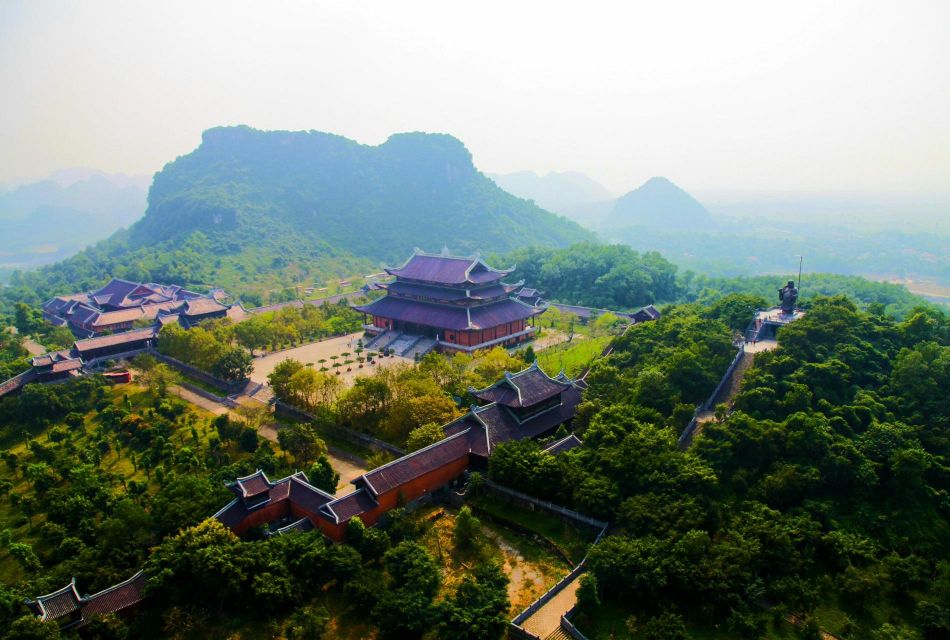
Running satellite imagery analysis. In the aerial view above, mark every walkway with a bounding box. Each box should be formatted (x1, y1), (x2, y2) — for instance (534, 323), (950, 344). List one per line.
(693, 340), (779, 434)
(521, 573), (582, 638)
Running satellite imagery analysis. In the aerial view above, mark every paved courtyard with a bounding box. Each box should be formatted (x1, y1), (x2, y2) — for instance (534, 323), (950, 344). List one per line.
(250, 332), (412, 388)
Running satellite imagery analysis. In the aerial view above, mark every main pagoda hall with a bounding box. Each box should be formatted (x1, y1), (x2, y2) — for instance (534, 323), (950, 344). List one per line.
(353, 250), (545, 353)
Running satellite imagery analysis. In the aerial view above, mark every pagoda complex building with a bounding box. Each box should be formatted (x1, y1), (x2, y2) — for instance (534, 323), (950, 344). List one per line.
(214, 362), (583, 541)
(353, 250), (544, 353)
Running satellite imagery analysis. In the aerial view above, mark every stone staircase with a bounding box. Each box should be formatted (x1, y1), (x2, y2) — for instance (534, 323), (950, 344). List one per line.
(545, 628), (572, 640)
(389, 333), (421, 356)
(404, 337), (437, 359)
(366, 330), (401, 351)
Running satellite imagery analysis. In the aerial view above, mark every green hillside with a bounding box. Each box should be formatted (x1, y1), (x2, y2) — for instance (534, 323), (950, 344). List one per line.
(1, 127), (591, 310)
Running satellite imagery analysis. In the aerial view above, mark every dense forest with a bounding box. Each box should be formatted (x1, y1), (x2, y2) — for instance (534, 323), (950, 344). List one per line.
(501, 243), (932, 317)
(489, 297), (950, 639)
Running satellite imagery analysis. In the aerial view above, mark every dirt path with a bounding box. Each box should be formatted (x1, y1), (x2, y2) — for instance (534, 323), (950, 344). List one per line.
(169, 385), (231, 416)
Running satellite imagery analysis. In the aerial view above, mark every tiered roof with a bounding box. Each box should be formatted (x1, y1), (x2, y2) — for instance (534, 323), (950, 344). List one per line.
(354, 295), (540, 331)
(215, 471), (335, 530)
(385, 251), (514, 285)
(470, 362), (572, 408)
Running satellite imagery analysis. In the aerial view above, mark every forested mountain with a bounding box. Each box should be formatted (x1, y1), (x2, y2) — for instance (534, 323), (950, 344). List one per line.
(607, 177), (714, 230)
(0, 127), (591, 311)
(139, 126), (589, 259)
(491, 298), (950, 638)
(488, 170), (613, 215)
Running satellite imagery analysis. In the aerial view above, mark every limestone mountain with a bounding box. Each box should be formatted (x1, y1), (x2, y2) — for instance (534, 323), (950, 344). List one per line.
(2, 127), (591, 307)
(136, 126), (591, 261)
(607, 176), (714, 230)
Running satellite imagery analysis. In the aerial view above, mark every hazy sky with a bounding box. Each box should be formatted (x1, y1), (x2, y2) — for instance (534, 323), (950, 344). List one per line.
(1, 1), (948, 195)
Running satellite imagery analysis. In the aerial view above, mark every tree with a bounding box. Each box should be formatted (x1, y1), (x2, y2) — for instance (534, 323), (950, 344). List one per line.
(268, 358), (304, 401)
(576, 573), (600, 609)
(4, 616), (61, 640)
(239, 427), (259, 452)
(8, 542), (41, 572)
(213, 346), (253, 382)
(277, 423), (327, 465)
(406, 422), (445, 452)
(643, 612), (689, 640)
(454, 506), (480, 551)
(144, 519), (246, 609)
(438, 561), (509, 640)
(308, 456), (339, 494)
(373, 542), (441, 638)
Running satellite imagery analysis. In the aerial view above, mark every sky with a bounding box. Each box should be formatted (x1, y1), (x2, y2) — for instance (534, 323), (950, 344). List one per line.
(1, 1), (948, 196)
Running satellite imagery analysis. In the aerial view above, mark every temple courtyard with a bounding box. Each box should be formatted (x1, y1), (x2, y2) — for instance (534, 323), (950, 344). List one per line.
(249, 331), (412, 388)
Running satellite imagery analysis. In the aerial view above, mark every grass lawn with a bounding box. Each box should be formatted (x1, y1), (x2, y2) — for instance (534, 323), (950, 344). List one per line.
(537, 335), (612, 378)
(467, 494), (598, 564)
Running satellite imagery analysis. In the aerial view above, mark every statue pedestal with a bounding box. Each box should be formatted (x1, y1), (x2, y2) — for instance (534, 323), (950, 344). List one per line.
(747, 306), (806, 342)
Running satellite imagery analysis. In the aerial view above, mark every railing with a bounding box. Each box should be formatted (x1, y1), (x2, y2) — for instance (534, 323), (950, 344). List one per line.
(481, 479), (607, 531)
(678, 345), (745, 448)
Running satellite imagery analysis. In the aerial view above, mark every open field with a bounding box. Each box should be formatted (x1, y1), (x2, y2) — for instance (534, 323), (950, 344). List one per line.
(537, 334), (612, 378)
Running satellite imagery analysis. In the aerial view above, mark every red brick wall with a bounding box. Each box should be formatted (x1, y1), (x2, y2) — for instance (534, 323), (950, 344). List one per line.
(230, 500), (289, 536)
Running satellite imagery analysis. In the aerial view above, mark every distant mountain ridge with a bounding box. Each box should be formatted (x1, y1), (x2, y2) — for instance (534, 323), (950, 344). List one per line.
(0, 173), (148, 276)
(608, 176), (714, 230)
(488, 170), (613, 214)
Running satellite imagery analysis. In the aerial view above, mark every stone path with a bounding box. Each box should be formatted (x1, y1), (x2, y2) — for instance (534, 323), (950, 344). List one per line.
(521, 573), (582, 638)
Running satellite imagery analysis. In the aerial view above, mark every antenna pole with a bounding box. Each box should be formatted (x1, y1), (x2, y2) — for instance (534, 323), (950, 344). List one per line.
(797, 255), (803, 303)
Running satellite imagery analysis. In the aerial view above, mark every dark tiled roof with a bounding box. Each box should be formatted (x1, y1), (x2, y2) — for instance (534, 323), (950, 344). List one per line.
(543, 433), (583, 455)
(80, 571), (146, 620)
(228, 469), (273, 498)
(517, 287), (542, 298)
(180, 298), (228, 316)
(321, 488), (379, 523)
(385, 252), (513, 285)
(34, 580), (82, 621)
(287, 475), (335, 513)
(633, 304), (661, 321)
(354, 296), (540, 331)
(354, 295), (467, 329)
(73, 327), (158, 354)
(473, 386), (583, 449)
(89, 278), (146, 308)
(358, 429), (475, 497)
(50, 359), (83, 374)
(216, 472), (332, 529)
(385, 281), (471, 301)
(471, 362), (572, 408)
(275, 517), (314, 535)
